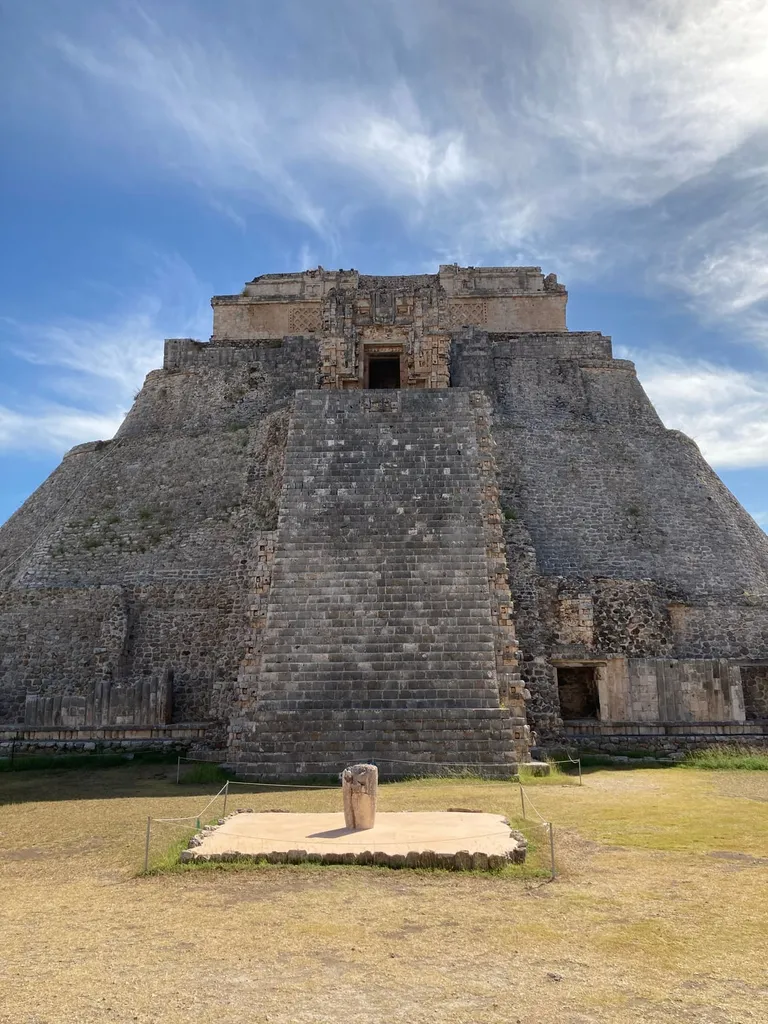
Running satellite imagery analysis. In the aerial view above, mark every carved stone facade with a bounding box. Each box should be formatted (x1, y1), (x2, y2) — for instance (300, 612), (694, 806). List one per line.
(2, 264), (767, 766)
(211, 265), (567, 343)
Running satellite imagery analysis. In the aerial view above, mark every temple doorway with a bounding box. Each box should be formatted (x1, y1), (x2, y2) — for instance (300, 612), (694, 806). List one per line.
(557, 665), (600, 720)
(366, 353), (402, 389)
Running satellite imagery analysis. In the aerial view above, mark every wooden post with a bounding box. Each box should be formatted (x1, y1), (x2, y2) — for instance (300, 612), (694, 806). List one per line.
(549, 823), (556, 879)
(520, 784), (526, 819)
(341, 763), (378, 830)
(143, 816), (151, 873)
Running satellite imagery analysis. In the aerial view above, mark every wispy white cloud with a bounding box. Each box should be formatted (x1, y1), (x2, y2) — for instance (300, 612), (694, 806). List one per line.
(0, 405), (123, 453)
(16, 310), (166, 395)
(316, 90), (479, 201)
(623, 348), (768, 468)
(52, 27), (330, 236)
(296, 243), (319, 272)
(0, 255), (207, 454)
(518, 0), (768, 205)
(35, 0), (768, 340)
(655, 218), (768, 344)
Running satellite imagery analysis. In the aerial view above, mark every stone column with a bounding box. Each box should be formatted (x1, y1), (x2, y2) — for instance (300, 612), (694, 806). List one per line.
(341, 763), (378, 830)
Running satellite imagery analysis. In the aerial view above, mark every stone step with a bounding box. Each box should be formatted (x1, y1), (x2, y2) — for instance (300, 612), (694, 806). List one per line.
(231, 389), (524, 769)
(252, 698), (501, 710)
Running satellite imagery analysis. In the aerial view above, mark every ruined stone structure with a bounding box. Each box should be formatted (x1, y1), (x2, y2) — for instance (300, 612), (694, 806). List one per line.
(1, 265), (767, 768)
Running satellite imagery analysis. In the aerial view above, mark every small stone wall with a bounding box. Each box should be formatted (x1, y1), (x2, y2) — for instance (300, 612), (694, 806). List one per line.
(181, 809), (528, 869)
(0, 723), (211, 757)
(564, 721), (768, 757)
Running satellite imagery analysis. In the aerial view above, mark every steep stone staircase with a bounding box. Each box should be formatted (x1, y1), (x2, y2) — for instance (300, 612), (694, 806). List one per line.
(229, 389), (527, 775)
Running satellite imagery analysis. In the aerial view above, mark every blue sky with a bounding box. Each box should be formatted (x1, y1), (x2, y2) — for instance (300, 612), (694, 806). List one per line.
(1, 0), (767, 530)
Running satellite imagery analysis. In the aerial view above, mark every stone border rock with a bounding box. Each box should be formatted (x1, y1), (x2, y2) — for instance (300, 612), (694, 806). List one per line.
(179, 808), (527, 870)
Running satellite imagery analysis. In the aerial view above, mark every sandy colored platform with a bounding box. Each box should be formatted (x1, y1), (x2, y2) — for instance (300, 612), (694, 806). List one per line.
(181, 811), (526, 869)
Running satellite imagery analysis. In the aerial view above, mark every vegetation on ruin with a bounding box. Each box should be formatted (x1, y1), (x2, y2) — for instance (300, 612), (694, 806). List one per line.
(2, 760), (767, 1023)
(683, 743), (768, 771)
(178, 761), (231, 785)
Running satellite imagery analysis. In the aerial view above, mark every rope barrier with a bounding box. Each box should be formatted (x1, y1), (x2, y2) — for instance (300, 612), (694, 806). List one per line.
(516, 780), (549, 824)
(515, 780), (556, 878)
(393, 760), (510, 770)
(175, 753), (581, 777)
(177, 756), (224, 763)
(178, 754), (511, 769)
(149, 818), (200, 832)
(153, 814), (208, 823)
(223, 779), (340, 790)
(155, 756), (573, 878)
(153, 782), (228, 823)
(178, 754), (581, 766)
(190, 784), (228, 820)
(145, 775), (560, 878)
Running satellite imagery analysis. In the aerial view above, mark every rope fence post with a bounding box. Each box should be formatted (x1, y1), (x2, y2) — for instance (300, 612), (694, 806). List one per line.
(144, 816), (151, 873)
(223, 779), (229, 817)
(176, 756), (181, 785)
(549, 822), (556, 879)
(519, 783), (526, 820)
(578, 758), (583, 786)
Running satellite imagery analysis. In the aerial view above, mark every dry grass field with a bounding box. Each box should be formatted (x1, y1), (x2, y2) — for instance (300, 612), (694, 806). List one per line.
(2, 760), (767, 1024)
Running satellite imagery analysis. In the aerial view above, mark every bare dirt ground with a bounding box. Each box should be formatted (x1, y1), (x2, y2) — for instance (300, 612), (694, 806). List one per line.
(1, 764), (767, 1024)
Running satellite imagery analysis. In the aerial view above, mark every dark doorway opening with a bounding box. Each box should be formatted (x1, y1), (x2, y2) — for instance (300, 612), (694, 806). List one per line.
(368, 357), (401, 389)
(557, 666), (600, 720)
(742, 664), (768, 720)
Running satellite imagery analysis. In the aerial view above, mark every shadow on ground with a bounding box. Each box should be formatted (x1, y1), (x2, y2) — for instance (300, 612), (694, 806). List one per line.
(0, 761), (227, 805)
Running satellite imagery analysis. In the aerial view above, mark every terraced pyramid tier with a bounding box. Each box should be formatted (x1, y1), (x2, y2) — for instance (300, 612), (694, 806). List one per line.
(229, 388), (527, 775)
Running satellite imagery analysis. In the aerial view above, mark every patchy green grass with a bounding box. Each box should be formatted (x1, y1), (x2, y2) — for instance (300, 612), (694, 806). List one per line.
(178, 762), (231, 786)
(2, 763), (768, 1024)
(519, 760), (577, 784)
(683, 744), (768, 771)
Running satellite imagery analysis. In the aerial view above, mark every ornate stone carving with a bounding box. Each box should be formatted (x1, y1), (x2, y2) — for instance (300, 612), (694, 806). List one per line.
(446, 299), (488, 329)
(289, 303), (321, 334)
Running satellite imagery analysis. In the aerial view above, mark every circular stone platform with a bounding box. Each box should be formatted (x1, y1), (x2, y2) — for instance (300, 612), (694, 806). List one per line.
(180, 811), (527, 870)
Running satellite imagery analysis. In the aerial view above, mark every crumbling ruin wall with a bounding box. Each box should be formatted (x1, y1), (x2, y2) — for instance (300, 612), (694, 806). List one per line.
(742, 665), (768, 720)
(211, 265), (567, 341)
(453, 329), (768, 740)
(0, 337), (320, 731)
(3, 267), (768, 760)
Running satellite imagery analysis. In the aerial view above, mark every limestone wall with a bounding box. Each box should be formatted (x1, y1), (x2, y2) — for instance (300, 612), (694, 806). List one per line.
(563, 720), (768, 756)
(0, 339), (317, 731)
(460, 328), (768, 739)
(449, 332), (768, 602)
(742, 665), (768, 720)
(230, 388), (528, 772)
(0, 586), (119, 723)
(3, 266), (766, 756)
(0, 724), (209, 757)
(593, 658), (746, 723)
(211, 265), (567, 341)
